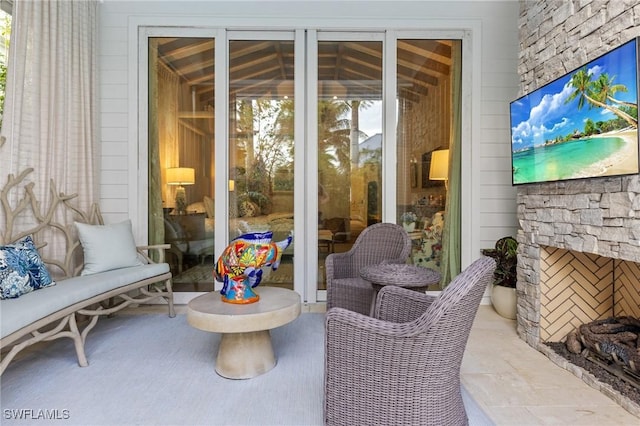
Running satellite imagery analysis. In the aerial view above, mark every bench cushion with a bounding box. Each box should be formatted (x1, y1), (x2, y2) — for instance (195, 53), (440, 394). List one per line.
(1, 263), (169, 339)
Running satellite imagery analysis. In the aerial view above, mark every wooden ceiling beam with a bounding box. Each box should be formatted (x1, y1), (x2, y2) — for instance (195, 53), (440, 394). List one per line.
(158, 39), (452, 103)
(158, 38), (213, 63)
(397, 39), (452, 66)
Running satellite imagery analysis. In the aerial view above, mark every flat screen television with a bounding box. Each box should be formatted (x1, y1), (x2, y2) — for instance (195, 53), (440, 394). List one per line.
(510, 38), (639, 185)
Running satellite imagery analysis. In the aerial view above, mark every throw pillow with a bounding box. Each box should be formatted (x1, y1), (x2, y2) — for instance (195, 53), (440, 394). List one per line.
(0, 235), (56, 299)
(75, 220), (143, 275)
(238, 200), (259, 218)
(186, 201), (206, 214)
(203, 195), (214, 218)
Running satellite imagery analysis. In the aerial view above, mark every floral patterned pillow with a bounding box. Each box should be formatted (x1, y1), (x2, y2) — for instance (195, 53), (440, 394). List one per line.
(238, 200), (260, 218)
(0, 235), (56, 299)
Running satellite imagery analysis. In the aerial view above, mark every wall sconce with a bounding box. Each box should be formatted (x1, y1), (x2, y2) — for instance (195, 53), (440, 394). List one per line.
(228, 179), (235, 192)
(429, 149), (450, 190)
(410, 156), (418, 188)
(166, 167), (195, 214)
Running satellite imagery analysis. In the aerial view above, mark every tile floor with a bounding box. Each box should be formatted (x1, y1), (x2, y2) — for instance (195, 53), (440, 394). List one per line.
(462, 305), (639, 425)
(308, 300), (640, 424)
(121, 300), (640, 425)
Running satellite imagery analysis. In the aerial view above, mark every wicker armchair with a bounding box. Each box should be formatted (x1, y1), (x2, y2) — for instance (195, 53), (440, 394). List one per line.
(324, 256), (496, 426)
(325, 222), (412, 315)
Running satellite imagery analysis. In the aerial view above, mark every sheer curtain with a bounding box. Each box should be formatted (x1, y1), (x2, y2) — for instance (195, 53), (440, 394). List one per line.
(440, 42), (462, 287)
(148, 41), (180, 253)
(148, 40), (164, 251)
(0, 0), (98, 261)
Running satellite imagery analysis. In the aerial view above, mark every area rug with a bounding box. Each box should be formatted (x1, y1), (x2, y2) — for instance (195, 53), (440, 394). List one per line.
(1, 313), (494, 426)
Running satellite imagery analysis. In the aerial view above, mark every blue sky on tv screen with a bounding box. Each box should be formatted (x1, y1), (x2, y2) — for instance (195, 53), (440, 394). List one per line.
(510, 39), (638, 150)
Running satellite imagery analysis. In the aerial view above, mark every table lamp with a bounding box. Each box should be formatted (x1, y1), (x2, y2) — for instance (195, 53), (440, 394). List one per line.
(167, 167), (195, 214)
(429, 149), (449, 190)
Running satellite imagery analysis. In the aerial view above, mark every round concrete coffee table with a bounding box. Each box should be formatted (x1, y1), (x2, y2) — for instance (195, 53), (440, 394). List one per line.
(187, 286), (301, 379)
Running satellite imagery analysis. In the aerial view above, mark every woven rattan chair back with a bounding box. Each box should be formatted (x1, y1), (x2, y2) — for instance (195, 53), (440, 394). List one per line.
(325, 222), (412, 314)
(324, 256), (496, 426)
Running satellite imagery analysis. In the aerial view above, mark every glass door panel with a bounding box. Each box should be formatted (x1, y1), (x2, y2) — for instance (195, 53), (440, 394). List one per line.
(228, 38), (295, 290)
(395, 39), (461, 283)
(316, 39), (383, 290)
(148, 37), (216, 292)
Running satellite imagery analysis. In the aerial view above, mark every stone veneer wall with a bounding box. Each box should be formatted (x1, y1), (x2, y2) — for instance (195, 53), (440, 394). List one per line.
(515, 0), (640, 347)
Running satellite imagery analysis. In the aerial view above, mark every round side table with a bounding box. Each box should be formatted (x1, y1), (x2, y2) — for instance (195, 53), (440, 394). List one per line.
(360, 263), (441, 315)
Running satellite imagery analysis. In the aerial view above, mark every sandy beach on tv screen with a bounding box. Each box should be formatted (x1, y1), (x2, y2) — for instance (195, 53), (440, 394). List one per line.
(581, 128), (638, 178)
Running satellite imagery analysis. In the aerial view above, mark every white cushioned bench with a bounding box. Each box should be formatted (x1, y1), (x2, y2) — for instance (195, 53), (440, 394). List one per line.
(2, 263), (171, 338)
(0, 167), (174, 375)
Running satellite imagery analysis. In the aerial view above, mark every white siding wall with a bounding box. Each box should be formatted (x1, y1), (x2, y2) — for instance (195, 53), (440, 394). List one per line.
(98, 0), (520, 264)
(476, 4), (520, 251)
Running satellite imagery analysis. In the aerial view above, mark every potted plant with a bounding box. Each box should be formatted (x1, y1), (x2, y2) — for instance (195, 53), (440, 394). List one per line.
(400, 211), (417, 232)
(481, 236), (518, 319)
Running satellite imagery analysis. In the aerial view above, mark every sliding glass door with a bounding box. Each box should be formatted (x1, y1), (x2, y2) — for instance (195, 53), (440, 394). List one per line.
(145, 28), (462, 302)
(148, 36), (216, 293)
(228, 35), (296, 291)
(395, 39), (461, 286)
(315, 34), (383, 291)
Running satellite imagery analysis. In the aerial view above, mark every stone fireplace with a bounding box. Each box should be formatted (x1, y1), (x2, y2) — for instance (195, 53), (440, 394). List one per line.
(513, 0), (640, 417)
(516, 177), (640, 414)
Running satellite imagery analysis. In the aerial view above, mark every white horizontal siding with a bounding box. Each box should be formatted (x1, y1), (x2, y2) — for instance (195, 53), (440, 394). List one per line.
(100, 99), (128, 114)
(101, 113), (128, 129)
(101, 141), (128, 156)
(100, 184), (128, 199)
(475, 0), (519, 260)
(100, 127), (128, 142)
(100, 170), (128, 185)
(479, 156), (514, 174)
(99, 84), (128, 100)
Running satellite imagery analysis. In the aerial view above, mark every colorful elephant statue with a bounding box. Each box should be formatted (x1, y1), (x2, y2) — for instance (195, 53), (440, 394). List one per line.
(214, 231), (292, 304)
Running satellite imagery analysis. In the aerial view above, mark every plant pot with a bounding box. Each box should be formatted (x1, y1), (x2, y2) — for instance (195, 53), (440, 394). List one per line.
(402, 222), (416, 232)
(491, 284), (517, 320)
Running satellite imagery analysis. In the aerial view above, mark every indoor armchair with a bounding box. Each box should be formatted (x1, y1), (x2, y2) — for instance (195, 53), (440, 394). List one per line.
(325, 222), (412, 315)
(324, 256), (496, 426)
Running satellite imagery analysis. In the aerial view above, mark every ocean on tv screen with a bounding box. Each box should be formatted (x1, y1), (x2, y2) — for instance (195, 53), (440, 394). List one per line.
(512, 129), (638, 185)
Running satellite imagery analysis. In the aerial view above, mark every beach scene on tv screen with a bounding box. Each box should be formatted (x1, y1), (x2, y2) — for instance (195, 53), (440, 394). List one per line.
(510, 39), (638, 185)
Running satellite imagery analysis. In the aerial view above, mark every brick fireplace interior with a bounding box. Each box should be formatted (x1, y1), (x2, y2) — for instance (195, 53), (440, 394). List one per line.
(538, 246), (640, 343)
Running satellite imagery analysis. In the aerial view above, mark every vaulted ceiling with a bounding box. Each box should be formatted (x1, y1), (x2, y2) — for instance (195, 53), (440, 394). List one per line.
(155, 37), (453, 107)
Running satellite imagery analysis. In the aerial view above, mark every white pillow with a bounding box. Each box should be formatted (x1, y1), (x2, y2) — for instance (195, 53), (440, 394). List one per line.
(186, 201), (206, 214)
(203, 195), (214, 218)
(75, 220), (143, 275)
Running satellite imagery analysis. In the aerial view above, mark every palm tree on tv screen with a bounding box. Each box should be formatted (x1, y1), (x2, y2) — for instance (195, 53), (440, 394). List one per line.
(594, 73), (637, 109)
(566, 67), (637, 129)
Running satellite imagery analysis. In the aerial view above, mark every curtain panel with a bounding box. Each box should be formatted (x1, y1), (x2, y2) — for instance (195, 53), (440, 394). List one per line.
(440, 42), (462, 287)
(148, 42), (181, 253)
(0, 0), (98, 266)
